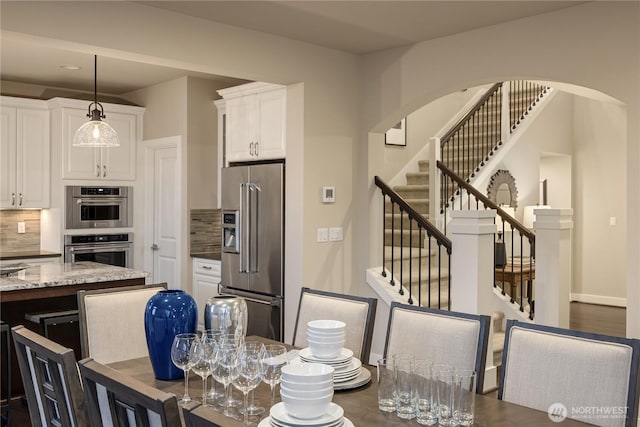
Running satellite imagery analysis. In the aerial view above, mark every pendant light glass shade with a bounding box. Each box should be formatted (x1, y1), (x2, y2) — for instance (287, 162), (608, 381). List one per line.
(73, 55), (119, 147)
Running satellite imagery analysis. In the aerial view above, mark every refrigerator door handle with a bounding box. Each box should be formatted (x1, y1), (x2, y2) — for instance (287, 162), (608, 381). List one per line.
(248, 183), (261, 273)
(245, 181), (251, 273)
(239, 183), (245, 273)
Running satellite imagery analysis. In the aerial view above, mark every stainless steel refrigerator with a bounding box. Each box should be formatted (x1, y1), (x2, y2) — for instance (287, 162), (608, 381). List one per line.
(220, 161), (284, 341)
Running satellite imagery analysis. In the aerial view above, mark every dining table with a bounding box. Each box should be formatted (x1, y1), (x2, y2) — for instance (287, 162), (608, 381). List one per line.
(108, 336), (592, 427)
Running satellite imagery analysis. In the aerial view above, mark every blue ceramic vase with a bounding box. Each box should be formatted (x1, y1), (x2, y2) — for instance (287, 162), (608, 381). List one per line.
(144, 289), (198, 380)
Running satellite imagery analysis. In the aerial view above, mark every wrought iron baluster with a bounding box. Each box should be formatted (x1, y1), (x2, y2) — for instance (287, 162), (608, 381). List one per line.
(390, 202), (395, 287)
(408, 219), (413, 304)
(399, 208), (404, 296)
(382, 192), (387, 277)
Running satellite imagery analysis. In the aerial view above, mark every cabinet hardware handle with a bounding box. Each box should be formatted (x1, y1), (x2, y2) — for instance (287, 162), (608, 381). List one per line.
(96, 164), (100, 178)
(249, 142), (254, 156)
(11, 193), (15, 206)
(202, 265), (212, 270)
(103, 164), (107, 178)
(19, 193), (23, 206)
(151, 243), (159, 250)
(255, 142), (259, 156)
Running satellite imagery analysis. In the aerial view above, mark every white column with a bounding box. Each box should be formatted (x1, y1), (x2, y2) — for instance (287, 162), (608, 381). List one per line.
(449, 209), (498, 392)
(449, 210), (496, 315)
(533, 208), (573, 328)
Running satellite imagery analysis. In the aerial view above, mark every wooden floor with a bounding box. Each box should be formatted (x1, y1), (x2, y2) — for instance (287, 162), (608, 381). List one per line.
(1, 302), (628, 426)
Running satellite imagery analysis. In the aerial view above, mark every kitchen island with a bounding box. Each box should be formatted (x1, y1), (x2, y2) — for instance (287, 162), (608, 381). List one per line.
(1, 261), (151, 397)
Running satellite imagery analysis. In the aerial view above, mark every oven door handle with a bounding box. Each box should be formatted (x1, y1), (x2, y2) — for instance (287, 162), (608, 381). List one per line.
(75, 198), (125, 205)
(67, 245), (131, 252)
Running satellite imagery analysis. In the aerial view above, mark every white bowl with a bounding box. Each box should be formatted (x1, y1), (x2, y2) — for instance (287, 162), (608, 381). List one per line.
(281, 377), (333, 390)
(307, 320), (346, 333)
(280, 384), (334, 398)
(307, 330), (346, 339)
(307, 339), (343, 359)
(281, 363), (334, 383)
(280, 391), (333, 419)
(306, 334), (346, 344)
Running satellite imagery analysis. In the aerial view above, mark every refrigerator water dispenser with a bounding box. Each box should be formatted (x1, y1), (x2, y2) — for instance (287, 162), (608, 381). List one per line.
(222, 210), (239, 253)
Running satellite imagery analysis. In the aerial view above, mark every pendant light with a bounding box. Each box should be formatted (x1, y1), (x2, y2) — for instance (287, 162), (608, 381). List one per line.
(73, 55), (119, 147)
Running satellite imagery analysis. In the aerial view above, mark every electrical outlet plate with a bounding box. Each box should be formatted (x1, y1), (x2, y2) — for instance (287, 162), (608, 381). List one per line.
(17, 221), (26, 234)
(322, 186), (335, 203)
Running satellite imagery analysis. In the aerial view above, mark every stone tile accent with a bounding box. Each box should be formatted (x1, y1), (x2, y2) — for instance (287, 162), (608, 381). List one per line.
(190, 209), (221, 260)
(0, 210), (41, 253)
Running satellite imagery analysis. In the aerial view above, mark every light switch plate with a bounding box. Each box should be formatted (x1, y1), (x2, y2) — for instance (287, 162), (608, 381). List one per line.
(322, 186), (335, 203)
(329, 227), (343, 241)
(317, 228), (328, 242)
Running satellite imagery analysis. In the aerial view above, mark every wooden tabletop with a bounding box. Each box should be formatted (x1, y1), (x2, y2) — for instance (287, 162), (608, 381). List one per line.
(108, 336), (591, 427)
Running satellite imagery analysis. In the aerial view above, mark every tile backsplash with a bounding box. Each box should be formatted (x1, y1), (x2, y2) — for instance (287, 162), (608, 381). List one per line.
(0, 210), (41, 252)
(190, 209), (221, 259)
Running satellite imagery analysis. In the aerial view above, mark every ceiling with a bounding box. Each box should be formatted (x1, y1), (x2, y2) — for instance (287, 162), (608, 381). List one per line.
(1, 1), (585, 97)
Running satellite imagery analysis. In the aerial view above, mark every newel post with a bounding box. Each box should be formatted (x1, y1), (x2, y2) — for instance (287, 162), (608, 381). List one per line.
(533, 208), (573, 328)
(449, 210), (497, 315)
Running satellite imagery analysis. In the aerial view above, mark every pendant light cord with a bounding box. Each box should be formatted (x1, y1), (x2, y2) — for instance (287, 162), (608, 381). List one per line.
(94, 55), (98, 105)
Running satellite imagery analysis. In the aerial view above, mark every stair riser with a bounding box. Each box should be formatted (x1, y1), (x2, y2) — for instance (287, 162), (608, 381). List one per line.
(385, 216), (432, 229)
(384, 230), (425, 248)
(406, 174), (428, 186)
(395, 189), (428, 200)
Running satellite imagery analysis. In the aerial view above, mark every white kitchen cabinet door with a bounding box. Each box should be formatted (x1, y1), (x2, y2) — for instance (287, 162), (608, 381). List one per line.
(17, 108), (50, 207)
(0, 106), (17, 208)
(0, 99), (50, 208)
(225, 94), (256, 163)
(192, 258), (221, 329)
(222, 85), (286, 163)
(99, 111), (137, 181)
(255, 88), (286, 160)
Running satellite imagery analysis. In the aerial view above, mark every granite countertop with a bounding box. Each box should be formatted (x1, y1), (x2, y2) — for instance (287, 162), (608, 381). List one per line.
(0, 250), (62, 261)
(0, 261), (150, 292)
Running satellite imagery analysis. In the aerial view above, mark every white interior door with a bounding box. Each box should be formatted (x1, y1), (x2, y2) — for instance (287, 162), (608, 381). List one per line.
(143, 136), (181, 289)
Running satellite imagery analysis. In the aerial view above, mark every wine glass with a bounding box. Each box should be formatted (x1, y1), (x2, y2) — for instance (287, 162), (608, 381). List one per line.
(232, 346), (264, 425)
(261, 344), (288, 408)
(170, 333), (198, 405)
(214, 341), (240, 418)
(189, 333), (217, 406)
(204, 330), (226, 402)
(239, 341), (266, 416)
(219, 333), (244, 409)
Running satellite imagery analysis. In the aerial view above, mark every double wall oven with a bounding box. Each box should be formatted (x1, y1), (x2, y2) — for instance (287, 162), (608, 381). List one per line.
(64, 186), (134, 268)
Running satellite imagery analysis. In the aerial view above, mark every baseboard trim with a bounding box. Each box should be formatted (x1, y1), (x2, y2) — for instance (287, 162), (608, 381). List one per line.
(570, 293), (627, 307)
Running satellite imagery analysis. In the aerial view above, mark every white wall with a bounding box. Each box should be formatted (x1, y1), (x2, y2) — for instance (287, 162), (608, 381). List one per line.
(540, 154), (572, 209)
(572, 96), (627, 304)
(361, 1), (640, 338)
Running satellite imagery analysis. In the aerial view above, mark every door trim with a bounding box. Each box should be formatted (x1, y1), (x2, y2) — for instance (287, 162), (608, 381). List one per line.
(141, 136), (182, 286)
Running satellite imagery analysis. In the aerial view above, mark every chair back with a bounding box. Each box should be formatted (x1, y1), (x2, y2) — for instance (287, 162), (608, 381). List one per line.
(77, 283), (167, 364)
(292, 287), (377, 363)
(499, 320), (640, 427)
(78, 358), (180, 427)
(11, 325), (88, 427)
(384, 302), (490, 393)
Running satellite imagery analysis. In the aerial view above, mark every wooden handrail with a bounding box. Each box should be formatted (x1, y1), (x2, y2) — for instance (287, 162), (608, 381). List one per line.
(374, 176), (451, 251)
(437, 161), (535, 242)
(441, 82), (503, 145)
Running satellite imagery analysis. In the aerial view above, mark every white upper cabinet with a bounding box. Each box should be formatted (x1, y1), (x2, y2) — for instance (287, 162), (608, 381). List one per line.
(48, 98), (144, 181)
(0, 97), (50, 208)
(218, 82), (286, 163)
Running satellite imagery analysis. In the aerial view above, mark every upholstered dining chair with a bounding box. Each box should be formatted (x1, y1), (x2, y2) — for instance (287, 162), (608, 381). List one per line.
(77, 283), (167, 364)
(78, 357), (180, 427)
(499, 320), (640, 427)
(292, 287), (378, 363)
(11, 325), (88, 427)
(383, 302), (490, 393)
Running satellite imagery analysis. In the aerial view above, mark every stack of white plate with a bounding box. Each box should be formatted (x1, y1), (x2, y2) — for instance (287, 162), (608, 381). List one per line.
(259, 402), (354, 427)
(297, 348), (361, 384)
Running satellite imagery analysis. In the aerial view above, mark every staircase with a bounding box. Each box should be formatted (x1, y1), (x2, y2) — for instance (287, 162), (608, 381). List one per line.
(385, 160), (451, 308)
